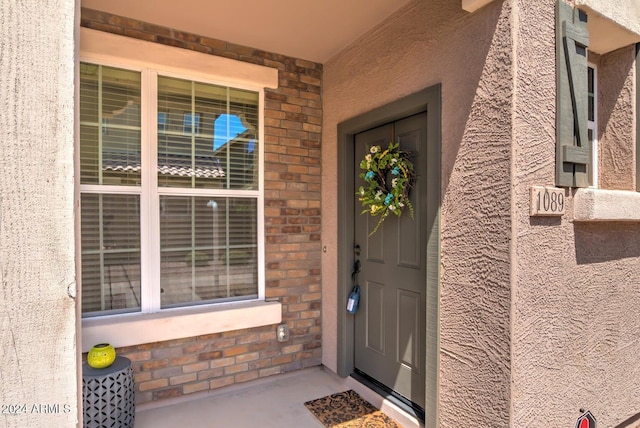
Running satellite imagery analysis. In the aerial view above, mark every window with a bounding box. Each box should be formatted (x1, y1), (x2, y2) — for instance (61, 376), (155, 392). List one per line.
(587, 64), (598, 187)
(79, 62), (261, 317)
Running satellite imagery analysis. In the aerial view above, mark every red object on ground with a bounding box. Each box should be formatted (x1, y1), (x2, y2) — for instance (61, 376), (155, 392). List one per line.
(576, 411), (596, 428)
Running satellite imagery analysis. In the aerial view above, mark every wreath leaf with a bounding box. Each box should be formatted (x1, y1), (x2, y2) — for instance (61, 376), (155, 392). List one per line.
(356, 141), (416, 236)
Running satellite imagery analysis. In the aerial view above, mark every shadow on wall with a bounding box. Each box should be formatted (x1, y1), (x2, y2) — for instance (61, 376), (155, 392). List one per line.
(574, 222), (640, 264)
(529, 216), (562, 227)
(594, 46), (635, 144)
(614, 411), (640, 428)
(439, 0), (511, 196)
(593, 45), (636, 190)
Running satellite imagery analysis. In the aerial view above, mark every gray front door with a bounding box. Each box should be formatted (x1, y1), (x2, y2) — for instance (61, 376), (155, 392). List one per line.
(353, 112), (427, 408)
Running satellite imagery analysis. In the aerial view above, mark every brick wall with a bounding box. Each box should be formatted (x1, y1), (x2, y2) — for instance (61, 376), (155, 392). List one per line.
(81, 8), (322, 404)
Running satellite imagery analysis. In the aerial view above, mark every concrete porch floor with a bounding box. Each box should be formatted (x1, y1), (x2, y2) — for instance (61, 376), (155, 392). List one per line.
(135, 366), (423, 428)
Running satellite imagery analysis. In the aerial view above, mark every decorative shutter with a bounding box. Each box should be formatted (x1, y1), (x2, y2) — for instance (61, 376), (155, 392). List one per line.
(556, 0), (591, 187)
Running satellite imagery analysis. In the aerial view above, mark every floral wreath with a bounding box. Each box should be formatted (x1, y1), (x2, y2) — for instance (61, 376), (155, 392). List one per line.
(357, 141), (415, 235)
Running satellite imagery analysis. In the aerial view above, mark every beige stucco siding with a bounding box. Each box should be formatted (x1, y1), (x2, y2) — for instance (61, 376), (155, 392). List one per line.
(596, 46), (637, 190)
(575, 0), (640, 40)
(513, 0), (640, 427)
(322, 0), (514, 426)
(324, 0), (640, 426)
(0, 0), (78, 426)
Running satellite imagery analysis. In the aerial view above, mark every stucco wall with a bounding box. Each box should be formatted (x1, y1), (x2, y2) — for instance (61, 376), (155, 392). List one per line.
(597, 46), (637, 190)
(324, 0), (640, 426)
(0, 0), (78, 427)
(575, 0), (640, 37)
(512, 0), (640, 427)
(322, 0), (513, 426)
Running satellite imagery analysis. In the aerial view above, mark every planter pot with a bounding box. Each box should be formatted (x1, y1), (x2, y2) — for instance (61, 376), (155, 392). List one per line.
(87, 343), (117, 369)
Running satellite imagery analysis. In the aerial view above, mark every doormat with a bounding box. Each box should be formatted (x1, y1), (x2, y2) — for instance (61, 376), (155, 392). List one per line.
(304, 390), (399, 427)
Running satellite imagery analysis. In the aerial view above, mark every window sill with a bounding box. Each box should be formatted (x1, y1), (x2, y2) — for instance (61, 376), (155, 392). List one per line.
(81, 300), (282, 352)
(574, 188), (640, 221)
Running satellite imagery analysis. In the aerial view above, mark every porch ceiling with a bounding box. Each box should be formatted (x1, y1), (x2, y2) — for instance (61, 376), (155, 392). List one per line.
(81, 0), (413, 63)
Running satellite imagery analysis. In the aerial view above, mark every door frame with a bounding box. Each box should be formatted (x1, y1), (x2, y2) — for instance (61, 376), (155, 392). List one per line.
(336, 84), (441, 425)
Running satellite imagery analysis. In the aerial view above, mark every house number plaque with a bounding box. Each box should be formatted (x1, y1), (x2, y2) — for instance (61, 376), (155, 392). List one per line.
(530, 186), (565, 216)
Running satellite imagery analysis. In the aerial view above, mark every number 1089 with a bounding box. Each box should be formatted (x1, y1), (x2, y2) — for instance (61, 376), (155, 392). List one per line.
(530, 186), (565, 216)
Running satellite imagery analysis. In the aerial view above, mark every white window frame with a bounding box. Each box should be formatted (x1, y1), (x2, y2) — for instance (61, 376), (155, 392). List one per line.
(588, 63), (598, 188)
(79, 28), (280, 351)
